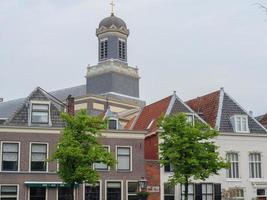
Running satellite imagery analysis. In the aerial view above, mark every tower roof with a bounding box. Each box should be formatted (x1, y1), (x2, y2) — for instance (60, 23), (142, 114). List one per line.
(99, 14), (127, 29)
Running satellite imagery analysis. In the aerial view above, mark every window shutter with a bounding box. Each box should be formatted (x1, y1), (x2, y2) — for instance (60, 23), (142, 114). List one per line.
(195, 184), (202, 200)
(214, 184), (221, 200)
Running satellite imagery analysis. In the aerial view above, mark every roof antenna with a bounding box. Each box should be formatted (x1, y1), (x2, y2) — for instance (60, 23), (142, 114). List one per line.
(110, 0), (115, 16)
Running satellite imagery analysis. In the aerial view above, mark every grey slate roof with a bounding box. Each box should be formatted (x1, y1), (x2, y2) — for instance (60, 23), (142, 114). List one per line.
(0, 98), (25, 119)
(50, 84), (86, 101)
(99, 14), (127, 29)
(220, 93), (266, 134)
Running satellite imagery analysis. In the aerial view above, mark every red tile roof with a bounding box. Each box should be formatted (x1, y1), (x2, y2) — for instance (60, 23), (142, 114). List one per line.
(186, 90), (220, 128)
(132, 96), (172, 132)
(124, 116), (136, 130)
(259, 114), (267, 128)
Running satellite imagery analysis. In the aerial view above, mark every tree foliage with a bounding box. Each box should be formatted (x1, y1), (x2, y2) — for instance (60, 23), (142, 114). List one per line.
(159, 113), (229, 200)
(51, 110), (115, 197)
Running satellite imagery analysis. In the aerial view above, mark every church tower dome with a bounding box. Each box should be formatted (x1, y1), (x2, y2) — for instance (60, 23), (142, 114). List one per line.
(86, 3), (140, 98)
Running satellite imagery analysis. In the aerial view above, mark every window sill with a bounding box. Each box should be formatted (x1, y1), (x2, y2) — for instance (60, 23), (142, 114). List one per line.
(226, 178), (242, 182)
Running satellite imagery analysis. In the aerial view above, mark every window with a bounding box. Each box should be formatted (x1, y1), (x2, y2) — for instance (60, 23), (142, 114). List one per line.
(202, 183), (213, 200)
(186, 115), (194, 125)
(231, 115), (249, 133)
(119, 40), (126, 60)
(108, 119), (118, 130)
(164, 183), (175, 200)
(30, 188), (46, 200)
(226, 153), (239, 178)
(30, 144), (47, 171)
(117, 147), (131, 171)
(85, 183), (100, 200)
(31, 104), (49, 124)
(164, 163), (173, 172)
(0, 185), (18, 200)
(257, 189), (267, 198)
(106, 182), (121, 200)
(58, 187), (72, 200)
(127, 182), (139, 200)
(181, 184), (194, 200)
(94, 146), (109, 171)
(249, 153), (262, 178)
(227, 188), (244, 200)
(100, 39), (108, 60)
(1, 143), (19, 171)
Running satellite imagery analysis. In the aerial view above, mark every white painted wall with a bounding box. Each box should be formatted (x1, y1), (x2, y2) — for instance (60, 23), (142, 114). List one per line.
(161, 133), (267, 200)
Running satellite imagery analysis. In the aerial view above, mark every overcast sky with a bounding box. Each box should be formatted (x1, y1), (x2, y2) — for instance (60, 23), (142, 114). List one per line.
(0, 0), (267, 115)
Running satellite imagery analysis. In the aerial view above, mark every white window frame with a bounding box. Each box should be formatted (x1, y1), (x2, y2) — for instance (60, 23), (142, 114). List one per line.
(83, 180), (102, 200)
(108, 118), (119, 130)
(116, 146), (132, 172)
(186, 113), (195, 126)
(118, 38), (126, 60)
(105, 180), (123, 200)
(0, 184), (19, 200)
(231, 115), (249, 133)
(29, 101), (51, 126)
(226, 187), (245, 200)
(0, 141), (21, 172)
(249, 152), (263, 179)
(93, 145), (111, 171)
(29, 142), (49, 173)
(226, 152), (240, 179)
(28, 187), (47, 200)
(126, 180), (139, 200)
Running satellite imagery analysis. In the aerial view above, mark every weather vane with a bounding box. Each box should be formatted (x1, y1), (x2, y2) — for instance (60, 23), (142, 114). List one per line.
(110, 0), (115, 15)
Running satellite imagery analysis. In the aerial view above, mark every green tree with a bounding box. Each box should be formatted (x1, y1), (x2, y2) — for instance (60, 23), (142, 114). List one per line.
(51, 110), (115, 200)
(159, 113), (228, 200)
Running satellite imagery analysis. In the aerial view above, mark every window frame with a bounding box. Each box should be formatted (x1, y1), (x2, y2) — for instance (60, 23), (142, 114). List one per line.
(28, 187), (47, 200)
(249, 152), (263, 179)
(108, 118), (119, 130)
(186, 114), (195, 126)
(201, 183), (214, 200)
(118, 38), (126, 61)
(0, 184), (19, 200)
(29, 142), (49, 172)
(0, 141), (20, 172)
(164, 183), (175, 200)
(181, 183), (195, 200)
(29, 101), (51, 126)
(231, 115), (249, 133)
(116, 146), (132, 172)
(105, 180), (123, 200)
(126, 180), (139, 200)
(83, 181), (102, 200)
(94, 146), (111, 171)
(226, 152), (240, 179)
(100, 38), (108, 61)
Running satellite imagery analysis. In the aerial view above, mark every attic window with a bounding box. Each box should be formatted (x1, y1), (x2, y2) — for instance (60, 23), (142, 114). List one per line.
(31, 104), (50, 124)
(231, 115), (249, 133)
(186, 114), (194, 125)
(108, 119), (118, 130)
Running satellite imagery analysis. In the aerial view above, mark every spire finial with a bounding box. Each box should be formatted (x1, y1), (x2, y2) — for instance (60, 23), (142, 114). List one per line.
(110, 0), (115, 15)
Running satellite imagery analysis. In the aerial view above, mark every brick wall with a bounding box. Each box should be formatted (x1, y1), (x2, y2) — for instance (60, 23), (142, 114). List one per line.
(145, 160), (160, 200)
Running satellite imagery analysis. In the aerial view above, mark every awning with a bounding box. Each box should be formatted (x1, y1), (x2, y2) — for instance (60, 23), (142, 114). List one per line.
(24, 181), (79, 188)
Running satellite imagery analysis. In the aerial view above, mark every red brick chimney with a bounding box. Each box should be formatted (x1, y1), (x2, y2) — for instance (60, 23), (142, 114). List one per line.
(66, 95), (75, 116)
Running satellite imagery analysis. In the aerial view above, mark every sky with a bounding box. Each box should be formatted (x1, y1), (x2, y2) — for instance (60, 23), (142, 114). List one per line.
(0, 0), (267, 115)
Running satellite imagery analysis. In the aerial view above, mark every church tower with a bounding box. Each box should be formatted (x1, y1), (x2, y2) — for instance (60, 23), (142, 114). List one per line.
(86, 6), (140, 98)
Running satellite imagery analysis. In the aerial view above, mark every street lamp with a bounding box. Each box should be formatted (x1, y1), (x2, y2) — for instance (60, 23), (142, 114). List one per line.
(138, 177), (148, 189)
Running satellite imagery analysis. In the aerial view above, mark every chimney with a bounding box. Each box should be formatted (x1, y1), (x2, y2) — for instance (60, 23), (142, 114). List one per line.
(66, 95), (75, 116)
(0, 98), (3, 103)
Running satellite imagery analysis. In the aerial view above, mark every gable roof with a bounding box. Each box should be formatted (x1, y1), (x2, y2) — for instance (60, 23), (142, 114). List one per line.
(186, 88), (267, 134)
(4, 87), (65, 127)
(132, 95), (172, 132)
(186, 90), (220, 128)
(132, 92), (201, 133)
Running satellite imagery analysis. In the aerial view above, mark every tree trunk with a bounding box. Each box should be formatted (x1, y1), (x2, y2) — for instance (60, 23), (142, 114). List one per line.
(70, 183), (74, 200)
(184, 177), (189, 200)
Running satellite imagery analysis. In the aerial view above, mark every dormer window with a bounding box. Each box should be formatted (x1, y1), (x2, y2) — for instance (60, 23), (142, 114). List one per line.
(100, 38), (108, 60)
(31, 103), (50, 125)
(186, 114), (194, 126)
(231, 115), (249, 133)
(108, 118), (118, 130)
